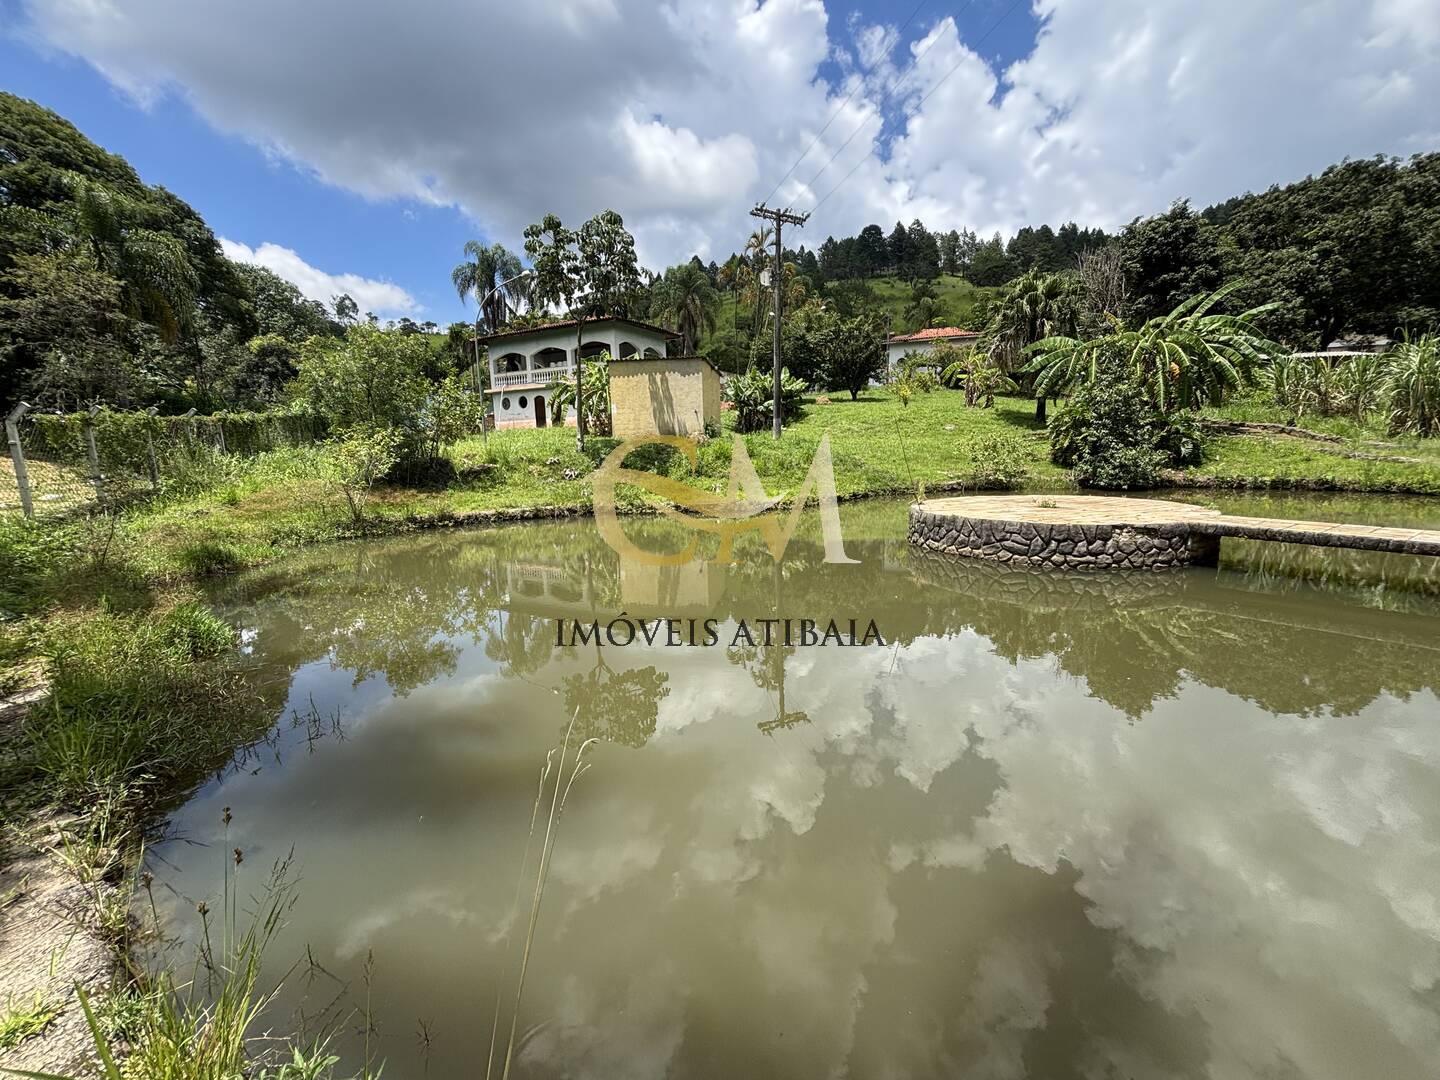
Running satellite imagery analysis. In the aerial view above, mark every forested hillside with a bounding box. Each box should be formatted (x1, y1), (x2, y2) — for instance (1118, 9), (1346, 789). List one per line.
(0, 92), (340, 412)
(702, 152), (1440, 352)
(5, 88), (1439, 414)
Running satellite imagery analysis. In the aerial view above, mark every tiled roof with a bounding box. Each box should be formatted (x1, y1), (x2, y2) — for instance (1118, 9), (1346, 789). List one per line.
(887, 326), (981, 344)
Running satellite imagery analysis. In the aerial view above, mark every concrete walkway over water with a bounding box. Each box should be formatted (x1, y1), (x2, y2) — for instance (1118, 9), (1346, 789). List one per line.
(909, 495), (1440, 569)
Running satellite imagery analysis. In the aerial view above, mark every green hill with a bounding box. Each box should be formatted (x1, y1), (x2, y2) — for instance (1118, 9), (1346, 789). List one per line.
(864, 273), (996, 332)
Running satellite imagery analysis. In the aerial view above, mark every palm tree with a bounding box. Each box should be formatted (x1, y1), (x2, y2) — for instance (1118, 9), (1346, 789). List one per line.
(1024, 281), (1285, 412)
(717, 254), (745, 331)
(982, 268), (1080, 421)
(451, 241), (525, 334)
(655, 263), (718, 354)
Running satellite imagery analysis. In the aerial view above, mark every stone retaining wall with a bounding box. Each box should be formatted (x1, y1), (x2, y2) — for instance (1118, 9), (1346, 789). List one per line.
(907, 506), (1220, 570)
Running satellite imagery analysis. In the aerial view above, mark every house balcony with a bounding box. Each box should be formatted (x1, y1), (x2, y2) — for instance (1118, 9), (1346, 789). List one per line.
(491, 365), (575, 390)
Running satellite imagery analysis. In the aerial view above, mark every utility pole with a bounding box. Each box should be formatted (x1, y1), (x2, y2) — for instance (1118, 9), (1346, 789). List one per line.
(750, 203), (808, 439)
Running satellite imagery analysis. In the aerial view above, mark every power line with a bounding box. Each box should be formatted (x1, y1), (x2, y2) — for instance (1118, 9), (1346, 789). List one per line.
(809, 0), (1027, 216)
(759, 0), (931, 207)
(800, 0), (978, 201)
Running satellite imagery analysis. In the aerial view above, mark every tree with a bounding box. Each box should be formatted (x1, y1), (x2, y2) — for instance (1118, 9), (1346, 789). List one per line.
(744, 227), (772, 333)
(819, 311), (886, 399)
(905, 219), (940, 280)
(886, 222), (909, 274)
(1118, 200), (1223, 323)
(240, 333), (302, 403)
(575, 210), (642, 321)
(226, 263), (334, 342)
(0, 91), (308, 410)
(653, 261), (718, 353)
(983, 269), (1080, 420)
(822, 278), (877, 318)
(523, 209), (640, 450)
(293, 322), (444, 470)
(903, 279), (940, 330)
(332, 293), (359, 326)
(0, 251), (149, 408)
(1075, 245), (1128, 331)
(857, 224), (888, 276)
(958, 228), (979, 276)
(716, 253), (746, 335)
(451, 240), (525, 334)
(938, 230), (959, 275)
(1025, 282), (1286, 412)
(968, 233), (1018, 286)
(1215, 155), (1440, 347)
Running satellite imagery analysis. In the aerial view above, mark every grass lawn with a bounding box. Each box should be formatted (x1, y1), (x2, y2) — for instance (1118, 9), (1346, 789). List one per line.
(1193, 389), (1440, 489)
(4, 386), (1438, 596)
(87, 389), (1063, 582)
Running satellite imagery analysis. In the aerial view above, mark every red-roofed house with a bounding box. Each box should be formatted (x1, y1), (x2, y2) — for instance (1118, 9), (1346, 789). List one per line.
(886, 327), (982, 373)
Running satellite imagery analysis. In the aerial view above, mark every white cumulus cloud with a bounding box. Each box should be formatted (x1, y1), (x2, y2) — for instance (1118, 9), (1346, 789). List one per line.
(218, 239), (419, 317)
(16, 0), (1440, 268)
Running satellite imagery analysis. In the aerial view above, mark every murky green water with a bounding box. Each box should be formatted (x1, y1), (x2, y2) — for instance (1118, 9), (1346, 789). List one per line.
(149, 494), (1440, 1079)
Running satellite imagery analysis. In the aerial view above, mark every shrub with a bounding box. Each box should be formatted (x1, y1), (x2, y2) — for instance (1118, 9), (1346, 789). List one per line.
(549, 354), (612, 435)
(939, 345), (1018, 407)
(967, 433), (1031, 489)
(890, 358), (938, 408)
(724, 367), (807, 433)
(894, 354), (940, 393)
(325, 426), (401, 523)
(1050, 363), (1204, 489)
(1384, 334), (1440, 437)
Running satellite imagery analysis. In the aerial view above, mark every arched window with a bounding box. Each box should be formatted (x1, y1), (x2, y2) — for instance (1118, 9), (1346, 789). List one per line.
(617, 341), (638, 358)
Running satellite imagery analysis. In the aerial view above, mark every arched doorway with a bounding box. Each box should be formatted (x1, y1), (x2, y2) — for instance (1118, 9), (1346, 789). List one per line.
(533, 394), (547, 427)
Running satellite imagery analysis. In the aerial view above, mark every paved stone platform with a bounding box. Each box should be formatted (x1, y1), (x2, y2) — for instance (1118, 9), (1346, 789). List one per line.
(908, 495), (1440, 570)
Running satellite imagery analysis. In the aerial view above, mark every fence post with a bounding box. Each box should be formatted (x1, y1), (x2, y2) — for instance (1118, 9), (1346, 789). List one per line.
(5, 402), (34, 519)
(145, 406), (160, 490)
(84, 403), (103, 505)
(216, 417), (227, 455)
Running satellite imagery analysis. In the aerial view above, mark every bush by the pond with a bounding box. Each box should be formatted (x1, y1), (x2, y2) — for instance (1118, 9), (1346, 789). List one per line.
(966, 432), (1032, 489)
(1050, 365), (1205, 489)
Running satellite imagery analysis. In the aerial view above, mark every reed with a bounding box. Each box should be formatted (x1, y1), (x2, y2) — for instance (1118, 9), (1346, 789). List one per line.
(485, 705), (599, 1080)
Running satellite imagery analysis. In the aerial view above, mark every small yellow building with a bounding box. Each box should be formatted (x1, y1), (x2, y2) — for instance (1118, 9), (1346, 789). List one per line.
(608, 355), (722, 437)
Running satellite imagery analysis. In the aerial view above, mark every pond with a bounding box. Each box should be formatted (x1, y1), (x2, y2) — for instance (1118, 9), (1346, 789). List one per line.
(147, 493), (1440, 1079)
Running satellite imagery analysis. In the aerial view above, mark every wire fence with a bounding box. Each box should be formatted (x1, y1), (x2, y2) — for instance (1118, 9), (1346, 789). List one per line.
(2, 404), (328, 521)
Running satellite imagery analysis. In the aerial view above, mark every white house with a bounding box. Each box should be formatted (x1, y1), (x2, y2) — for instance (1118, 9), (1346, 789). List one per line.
(886, 327), (982, 373)
(479, 317), (678, 429)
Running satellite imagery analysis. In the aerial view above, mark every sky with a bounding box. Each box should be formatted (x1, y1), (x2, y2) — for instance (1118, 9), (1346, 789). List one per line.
(2, 0), (1437, 327)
